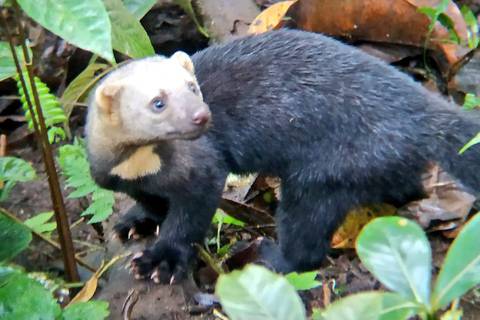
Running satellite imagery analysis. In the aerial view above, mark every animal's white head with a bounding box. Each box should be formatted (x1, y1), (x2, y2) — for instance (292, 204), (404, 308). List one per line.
(90, 51), (211, 147)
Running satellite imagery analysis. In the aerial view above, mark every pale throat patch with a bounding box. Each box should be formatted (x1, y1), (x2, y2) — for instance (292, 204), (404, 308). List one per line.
(110, 145), (162, 180)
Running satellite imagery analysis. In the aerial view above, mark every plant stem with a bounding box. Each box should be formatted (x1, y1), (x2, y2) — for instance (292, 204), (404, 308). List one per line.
(1, 4), (80, 282)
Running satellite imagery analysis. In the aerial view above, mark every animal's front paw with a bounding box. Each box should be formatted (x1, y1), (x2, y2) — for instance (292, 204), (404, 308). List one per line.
(130, 240), (194, 284)
(113, 206), (163, 242)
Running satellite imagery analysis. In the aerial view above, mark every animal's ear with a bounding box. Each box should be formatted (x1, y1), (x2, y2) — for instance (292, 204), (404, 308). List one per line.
(171, 51), (195, 75)
(94, 82), (123, 115)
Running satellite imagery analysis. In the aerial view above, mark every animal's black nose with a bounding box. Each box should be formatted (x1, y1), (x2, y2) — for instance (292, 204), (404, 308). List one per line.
(192, 111), (210, 125)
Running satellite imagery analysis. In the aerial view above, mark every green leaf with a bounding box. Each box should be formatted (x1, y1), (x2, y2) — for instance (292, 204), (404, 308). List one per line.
(172, 0), (209, 38)
(285, 271), (321, 291)
(319, 292), (418, 320)
(463, 93), (480, 110)
(0, 212), (32, 262)
(123, 0), (157, 20)
(0, 157), (36, 183)
(216, 265), (306, 320)
(61, 301), (110, 320)
(104, 0), (155, 58)
(61, 63), (109, 118)
(24, 211), (57, 235)
(0, 268), (61, 320)
(17, 0), (114, 62)
(431, 213), (480, 310)
(418, 7), (438, 32)
(438, 13), (460, 44)
(0, 156), (36, 201)
(212, 209), (245, 227)
(16, 73), (67, 139)
(356, 217), (432, 306)
(57, 139), (115, 223)
(459, 132), (480, 154)
(47, 127), (66, 144)
(461, 5), (479, 49)
(0, 42), (18, 82)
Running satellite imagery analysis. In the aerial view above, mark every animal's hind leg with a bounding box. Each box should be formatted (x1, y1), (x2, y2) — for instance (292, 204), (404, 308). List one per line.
(261, 182), (360, 272)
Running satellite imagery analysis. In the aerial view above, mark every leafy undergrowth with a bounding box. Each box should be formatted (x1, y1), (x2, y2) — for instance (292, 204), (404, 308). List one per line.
(216, 215), (480, 320)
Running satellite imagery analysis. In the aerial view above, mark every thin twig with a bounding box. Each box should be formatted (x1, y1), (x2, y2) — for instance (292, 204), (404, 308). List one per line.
(194, 243), (226, 275)
(0, 134), (6, 156)
(0, 207), (96, 272)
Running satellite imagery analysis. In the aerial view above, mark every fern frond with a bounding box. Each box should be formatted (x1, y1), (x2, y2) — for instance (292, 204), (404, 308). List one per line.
(0, 156), (37, 202)
(15, 73), (67, 143)
(57, 139), (114, 223)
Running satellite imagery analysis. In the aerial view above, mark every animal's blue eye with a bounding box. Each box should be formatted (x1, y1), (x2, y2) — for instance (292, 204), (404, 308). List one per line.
(152, 98), (165, 111)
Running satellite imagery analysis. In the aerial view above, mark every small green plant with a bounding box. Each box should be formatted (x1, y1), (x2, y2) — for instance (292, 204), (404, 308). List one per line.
(0, 213), (110, 319)
(210, 209), (245, 254)
(418, 0), (460, 45)
(57, 140), (115, 223)
(215, 214), (480, 320)
(0, 156), (36, 202)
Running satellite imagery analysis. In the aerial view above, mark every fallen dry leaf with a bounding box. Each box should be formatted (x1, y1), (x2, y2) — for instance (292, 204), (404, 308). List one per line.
(248, 0), (297, 34)
(398, 163), (475, 227)
(331, 204), (396, 248)
(69, 253), (127, 305)
(281, 0), (470, 75)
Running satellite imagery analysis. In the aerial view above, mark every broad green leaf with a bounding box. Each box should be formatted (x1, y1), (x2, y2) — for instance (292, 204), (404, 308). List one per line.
(431, 213), (480, 310)
(0, 268), (61, 320)
(62, 301), (110, 320)
(61, 63), (109, 118)
(123, 0), (157, 20)
(17, 0), (114, 62)
(356, 217), (432, 306)
(104, 0), (155, 58)
(459, 132), (480, 154)
(285, 271), (321, 291)
(216, 265), (306, 320)
(319, 292), (418, 320)
(0, 212), (32, 262)
(24, 211), (57, 235)
(173, 0), (209, 38)
(0, 42), (18, 82)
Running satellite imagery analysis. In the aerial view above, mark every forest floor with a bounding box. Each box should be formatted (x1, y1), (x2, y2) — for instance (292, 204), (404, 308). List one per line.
(2, 0), (480, 319)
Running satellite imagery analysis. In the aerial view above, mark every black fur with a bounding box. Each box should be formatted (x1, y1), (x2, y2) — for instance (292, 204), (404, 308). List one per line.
(88, 29), (480, 278)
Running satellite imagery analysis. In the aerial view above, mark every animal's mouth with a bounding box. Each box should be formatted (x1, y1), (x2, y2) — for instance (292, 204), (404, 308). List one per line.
(166, 124), (210, 140)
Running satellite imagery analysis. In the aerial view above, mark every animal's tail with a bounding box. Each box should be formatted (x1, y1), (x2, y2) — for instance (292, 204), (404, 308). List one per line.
(434, 111), (480, 193)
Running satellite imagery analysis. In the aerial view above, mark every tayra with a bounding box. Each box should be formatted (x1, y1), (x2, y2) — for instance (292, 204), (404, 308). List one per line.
(86, 29), (480, 281)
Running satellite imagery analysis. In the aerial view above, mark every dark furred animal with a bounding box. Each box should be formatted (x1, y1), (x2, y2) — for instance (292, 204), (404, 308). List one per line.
(86, 29), (480, 280)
